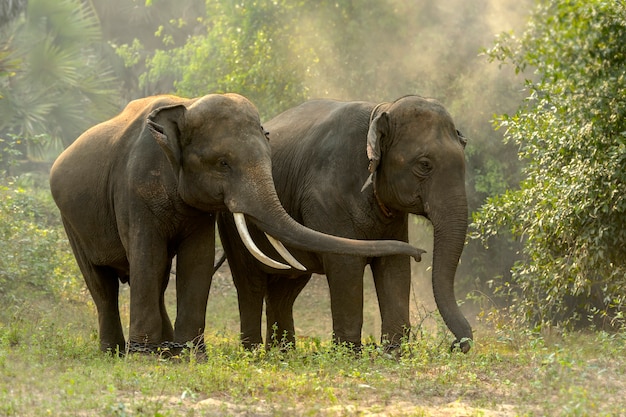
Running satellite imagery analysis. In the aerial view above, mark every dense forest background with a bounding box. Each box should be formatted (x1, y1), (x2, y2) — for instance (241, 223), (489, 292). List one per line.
(1, 0), (625, 331)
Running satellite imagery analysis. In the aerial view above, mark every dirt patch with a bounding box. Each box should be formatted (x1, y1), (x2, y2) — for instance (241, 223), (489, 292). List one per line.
(136, 395), (518, 416)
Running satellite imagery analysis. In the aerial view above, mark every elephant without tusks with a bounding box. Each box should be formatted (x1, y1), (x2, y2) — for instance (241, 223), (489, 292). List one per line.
(218, 95), (473, 353)
(49, 93), (424, 355)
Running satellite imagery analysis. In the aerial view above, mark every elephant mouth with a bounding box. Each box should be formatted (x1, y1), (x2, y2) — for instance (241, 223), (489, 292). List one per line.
(403, 193), (426, 216)
(233, 212), (306, 271)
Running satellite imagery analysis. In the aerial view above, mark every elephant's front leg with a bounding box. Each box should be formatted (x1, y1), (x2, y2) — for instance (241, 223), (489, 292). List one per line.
(325, 255), (368, 349)
(128, 234), (172, 350)
(173, 217), (215, 353)
(217, 212), (266, 349)
(370, 254), (411, 349)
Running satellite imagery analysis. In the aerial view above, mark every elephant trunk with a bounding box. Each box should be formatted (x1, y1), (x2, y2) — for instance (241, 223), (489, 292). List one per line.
(429, 197), (473, 353)
(228, 170), (424, 262)
(250, 202), (423, 261)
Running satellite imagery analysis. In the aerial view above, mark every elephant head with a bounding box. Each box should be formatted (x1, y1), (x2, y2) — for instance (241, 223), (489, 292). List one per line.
(146, 94), (424, 267)
(365, 96), (472, 352)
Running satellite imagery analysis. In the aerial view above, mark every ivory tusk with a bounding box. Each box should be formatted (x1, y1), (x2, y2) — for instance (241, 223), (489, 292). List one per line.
(264, 233), (307, 271)
(233, 213), (291, 270)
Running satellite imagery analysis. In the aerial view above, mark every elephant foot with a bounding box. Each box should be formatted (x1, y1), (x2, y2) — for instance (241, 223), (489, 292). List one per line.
(331, 339), (363, 355)
(100, 342), (126, 357)
(241, 336), (264, 351)
(264, 339), (296, 353)
(381, 342), (403, 359)
(126, 340), (207, 361)
(360, 341), (403, 359)
(329, 340), (406, 359)
(266, 332), (297, 352)
(450, 338), (473, 354)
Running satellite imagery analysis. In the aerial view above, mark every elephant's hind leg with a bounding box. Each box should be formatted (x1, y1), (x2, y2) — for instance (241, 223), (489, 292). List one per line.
(91, 267), (126, 354)
(78, 262), (125, 354)
(63, 222), (125, 354)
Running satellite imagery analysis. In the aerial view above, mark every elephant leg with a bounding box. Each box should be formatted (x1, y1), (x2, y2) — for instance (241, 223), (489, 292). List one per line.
(265, 274), (311, 349)
(127, 233), (171, 348)
(237, 278), (265, 350)
(174, 216), (215, 352)
(371, 254), (411, 349)
(87, 265), (125, 354)
(325, 255), (368, 349)
(63, 221), (125, 353)
(231, 264), (266, 349)
(217, 213), (266, 349)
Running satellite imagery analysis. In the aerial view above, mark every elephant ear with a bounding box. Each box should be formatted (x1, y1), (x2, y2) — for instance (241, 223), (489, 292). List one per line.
(361, 110), (389, 192)
(146, 104), (187, 171)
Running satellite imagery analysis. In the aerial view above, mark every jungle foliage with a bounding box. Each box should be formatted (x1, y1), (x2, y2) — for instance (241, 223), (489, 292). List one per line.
(0, 0), (120, 163)
(473, 0), (626, 329)
(0, 0), (26, 29)
(0, 175), (83, 306)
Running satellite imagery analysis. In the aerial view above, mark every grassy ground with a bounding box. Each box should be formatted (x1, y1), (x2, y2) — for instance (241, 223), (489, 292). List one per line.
(1, 267), (625, 417)
(1, 181), (624, 416)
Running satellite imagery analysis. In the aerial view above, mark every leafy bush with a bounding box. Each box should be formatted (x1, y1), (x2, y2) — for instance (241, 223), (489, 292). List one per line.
(473, 0), (626, 329)
(0, 175), (85, 315)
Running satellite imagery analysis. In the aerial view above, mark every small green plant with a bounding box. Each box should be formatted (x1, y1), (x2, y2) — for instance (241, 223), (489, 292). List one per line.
(0, 134), (24, 170)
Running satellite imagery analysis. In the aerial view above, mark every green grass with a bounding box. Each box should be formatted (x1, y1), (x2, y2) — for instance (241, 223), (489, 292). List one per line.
(1, 177), (625, 416)
(1, 274), (626, 417)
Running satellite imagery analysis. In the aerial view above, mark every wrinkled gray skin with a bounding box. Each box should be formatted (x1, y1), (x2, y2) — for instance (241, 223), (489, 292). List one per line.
(50, 93), (424, 355)
(218, 95), (473, 353)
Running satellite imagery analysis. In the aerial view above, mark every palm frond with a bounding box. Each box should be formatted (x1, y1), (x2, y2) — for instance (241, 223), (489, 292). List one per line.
(0, 0), (27, 28)
(0, 0), (122, 159)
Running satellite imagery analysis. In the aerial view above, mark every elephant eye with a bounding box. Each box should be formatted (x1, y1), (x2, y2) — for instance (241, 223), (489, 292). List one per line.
(415, 157), (433, 177)
(261, 126), (270, 141)
(217, 157), (231, 172)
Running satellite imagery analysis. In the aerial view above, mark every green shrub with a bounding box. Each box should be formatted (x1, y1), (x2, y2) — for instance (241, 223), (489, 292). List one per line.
(0, 175), (85, 317)
(473, 0), (626, 329)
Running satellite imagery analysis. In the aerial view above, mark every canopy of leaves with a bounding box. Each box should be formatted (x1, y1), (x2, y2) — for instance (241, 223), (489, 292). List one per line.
(128, 0), (529, 124)
(133, 0), (314, 119)
(474, 0), (626, 328)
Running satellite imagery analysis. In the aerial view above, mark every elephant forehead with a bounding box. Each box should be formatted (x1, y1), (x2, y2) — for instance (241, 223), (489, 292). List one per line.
(391, 118), (448, 147)
(390, 106), (458, 146)
(187, 94), (260, 126)
(395, 108), (451, 128)
(389, 97), (453, 126)
(185, 131), (271, 162)
(388, 122), (463, 166)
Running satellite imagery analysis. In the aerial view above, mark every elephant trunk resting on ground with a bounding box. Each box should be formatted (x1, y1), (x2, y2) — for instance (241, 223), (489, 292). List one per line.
(50, 93), (424, 355)
(218, 95), (473, 353)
